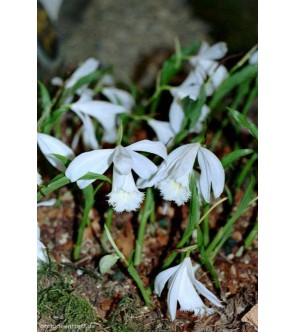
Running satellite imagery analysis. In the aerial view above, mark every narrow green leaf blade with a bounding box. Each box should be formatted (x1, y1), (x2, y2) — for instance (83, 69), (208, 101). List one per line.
(79, 172), (111, 184)
(221, 149), (254, 169)
(227, 108), (258, 139)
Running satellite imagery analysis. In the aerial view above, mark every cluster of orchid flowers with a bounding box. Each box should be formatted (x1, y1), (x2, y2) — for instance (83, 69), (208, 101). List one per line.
(37, 41), (230, 320)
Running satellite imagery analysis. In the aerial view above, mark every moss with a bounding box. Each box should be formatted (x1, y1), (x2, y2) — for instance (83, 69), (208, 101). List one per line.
(37, 262), (98, 331)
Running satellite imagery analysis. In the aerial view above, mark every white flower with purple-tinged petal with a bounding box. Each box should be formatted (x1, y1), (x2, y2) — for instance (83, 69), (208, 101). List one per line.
(154, 257), (223, 321)
(37, 133), (75, 172)
(138, 142), (224, 205)
(37, 225), (48, 264)
(65, 140), (167, 212)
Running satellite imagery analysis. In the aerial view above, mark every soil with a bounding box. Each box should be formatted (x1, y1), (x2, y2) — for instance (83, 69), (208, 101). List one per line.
(37, 183), (257, 331)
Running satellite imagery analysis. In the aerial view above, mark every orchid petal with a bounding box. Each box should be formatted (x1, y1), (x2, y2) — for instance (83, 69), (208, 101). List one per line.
(71, 100), (126, 142)
(102, 87), (134, 111)
(148, 119), (174, 146)
(178, 268), (205, 312)
(193, 279), (223, 308)
(102, 128), (118, 144)
(199, 147), (225, 199)
(190, 104), (211, 134)
(154, 265), (179, 296)
(37, 133), (75, 172)
(200, 42), (228, 60)
(65, 149), (114, 183)
(169, 98), (184, 134)
(112, 146), (133, 175)
(164, 143), (200, 179)
(126, 140), (167, 160)
(65, 58), (100, 89)
(72, 109), (99, 150)
(208, 64), (228, 91)
(197, 150), (211, 203)
(128, 151), (158, 179)
(108, 168), (144, 212)
(167, 265), (183, 321)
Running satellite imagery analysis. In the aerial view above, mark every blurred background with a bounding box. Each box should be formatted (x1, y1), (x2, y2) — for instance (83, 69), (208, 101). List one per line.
(37, 0), (257, 84)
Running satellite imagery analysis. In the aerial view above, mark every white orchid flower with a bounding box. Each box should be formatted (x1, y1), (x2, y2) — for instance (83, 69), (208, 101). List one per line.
(137, 142), (224, 205)
(189, 41), (228, 67)
(101, 87), (135, 111)
(37, 133), (75, 172)
(187, 42), (228, 96)
(65, 140), (167, 212)
(70, 91), (100, 151)
(71, 100), (128, 144)
(51, 58), (100, 103)
(148, 101), (211, 147)
(154, 257), (223, 321)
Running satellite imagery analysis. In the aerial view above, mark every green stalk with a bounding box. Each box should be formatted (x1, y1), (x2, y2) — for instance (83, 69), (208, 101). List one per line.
(73, 185), (94, 261)
(203, 204), (210, 247)
(104, 226), (153, 308)
(100, 207), (114, 252)
(245, 219), (258, 249)
(134, 188), (154, 266)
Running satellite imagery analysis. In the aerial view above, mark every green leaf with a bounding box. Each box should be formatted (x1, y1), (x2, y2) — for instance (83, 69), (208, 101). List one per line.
(51, 154), (72, 167)
(38, 80), (51, 112)
(209, 64), (258, 109)
(227, 108), (258, 139)
(245, 219), (258, 249)
(78, 172), (111, 184)
(221, 149), (254, 169)
(37, 174), (70, 201)
(206, 176), (255, 260)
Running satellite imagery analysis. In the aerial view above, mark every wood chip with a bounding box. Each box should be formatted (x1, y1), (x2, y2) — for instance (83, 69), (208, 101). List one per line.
(241, 303), (258, 330)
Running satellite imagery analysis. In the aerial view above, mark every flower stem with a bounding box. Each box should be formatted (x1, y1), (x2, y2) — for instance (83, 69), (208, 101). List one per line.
(104, 226), (154, 308)
(134, 188), (153, 266)
(100, 207), (114, 252)
(73, 185), (94, 261)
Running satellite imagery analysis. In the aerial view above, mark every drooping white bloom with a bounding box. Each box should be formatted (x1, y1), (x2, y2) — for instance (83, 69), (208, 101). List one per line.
(149, 104), (210, 146)
(71, 99), (129, 144)
(66, 140), (167, 212)
(51, 58), (100, 90)
(187, 42), (228, 96)
(155, 257), (223, 321)
(37, 133), (75, 172)
(51, 58), (100, 103)
(138, 142), (224, 205)
(148, 95), (210, 147)
(70, 91), (100, 151)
